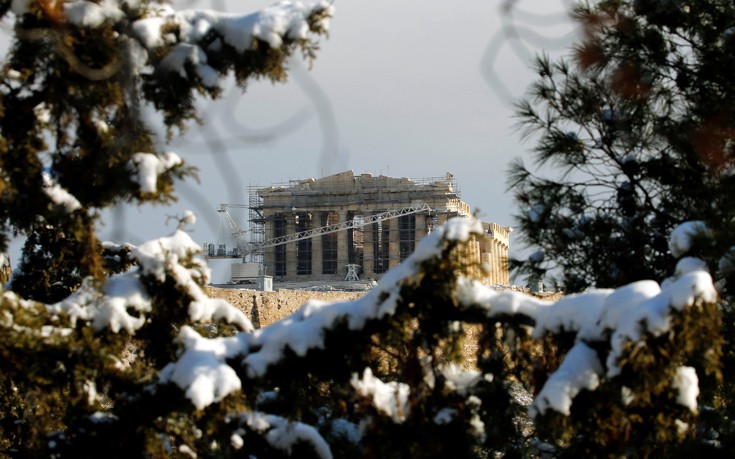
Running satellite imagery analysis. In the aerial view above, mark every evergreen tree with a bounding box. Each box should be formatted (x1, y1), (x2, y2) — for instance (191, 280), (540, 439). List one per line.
(511, 0), (735, 452)
(510, 0), (735, 293)
(0, 0), (333, 302)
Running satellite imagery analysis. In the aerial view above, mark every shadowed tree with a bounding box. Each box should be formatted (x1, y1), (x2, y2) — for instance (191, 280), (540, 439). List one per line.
(510, 0), (735, 294)
(511, 0), (735, 452)
(0, 0), (333, 302)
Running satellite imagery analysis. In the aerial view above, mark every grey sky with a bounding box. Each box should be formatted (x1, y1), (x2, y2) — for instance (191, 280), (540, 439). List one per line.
(8, 0), (577, 283)
(159, 0), (575, 227)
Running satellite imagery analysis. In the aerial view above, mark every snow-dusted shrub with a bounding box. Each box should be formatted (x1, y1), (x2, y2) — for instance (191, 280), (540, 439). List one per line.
(0, 0), (334, 455)
(11, 218), (713, 458)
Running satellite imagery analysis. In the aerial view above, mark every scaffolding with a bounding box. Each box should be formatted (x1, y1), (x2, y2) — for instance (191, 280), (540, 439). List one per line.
(245, 203), (430, 255)
(247, 184), (265, 264)
(207, 171), (512, 286)
(258, 172), (463, 211)
(252, 172), (471, 281)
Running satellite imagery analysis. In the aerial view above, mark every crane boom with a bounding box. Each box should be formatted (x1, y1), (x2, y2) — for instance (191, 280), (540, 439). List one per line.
(212, 203), (433, 259)
(244, 203), (432, 257)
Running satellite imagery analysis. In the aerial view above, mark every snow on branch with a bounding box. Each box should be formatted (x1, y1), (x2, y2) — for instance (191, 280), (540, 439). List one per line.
(530, 342), (603, 417)
(128, 152), (183, 194)
(672, 366), (699, 413)
(162, 218), (484, 408)
(131, 1), (334, 84)
(232, 411), (333, 459)
(42, 171), (83, 213)
(669, 221), (710, 258)
(456, 262), (718, 416)
(49, 275), (151, 333)
(64, 0), (125, 28)
(159, 326), (245, 409)
(12, 0), (333, 95)
(351, 368), (410, 423)
(441, 363), (483, 397)
(159, 215), (716, 423)
(133, 228), (253, 331)
(133, 1), (334, 51)
(241, 217), (483, 377)
(50, 226), (251, 334)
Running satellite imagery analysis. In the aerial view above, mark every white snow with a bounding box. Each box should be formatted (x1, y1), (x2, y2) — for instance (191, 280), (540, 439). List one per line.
(159, 44), (219, 87)
(455, 262), (717, 414)
(160, 326), (245, 410)
(595, 280), (661, 335)
(455, 276), (552, 320)
(351, 368), (410, 423)
(531, 342), (603, 417)
(675, 419), (689, 434)
(42, 172), (82, 213)
(129, 152), (183, 194)
(238, 411), (333, 459)
(49, 275), (151, 333)
(83, 380), (99, 406)
(109, 214), (717, 431)
(180, 210), (197, 227)
(132, 15), (172, 49)
(178, 444), (197, 458)
(134, 228), (200, 282)
(534, 289), (613, 340)
(188, 297), (251, 331)
(621, 386), (634, 405)
(90, 411), (118, 423)
(34, 103), (51, 124)
(603, 270), (715, 377)
(49, 227), (250, 335)
(466, 395), (486, 441)
(64, 0), (124, 28)
(134, 229), (253, 331)
(441, 364), (481, 396)
(441, 217), (484, 242)
(669, 221), (710, 258)
(672, 366), (699, 413)
(675, 257), (709, 276)
(230, 432), (244, 449)
(133, 1), (334, 83)
(125, 36), (150, 76)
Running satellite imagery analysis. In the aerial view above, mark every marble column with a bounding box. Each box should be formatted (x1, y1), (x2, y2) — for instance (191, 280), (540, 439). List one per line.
(336, 210), (349, 278)
(388, 217), (400, 269)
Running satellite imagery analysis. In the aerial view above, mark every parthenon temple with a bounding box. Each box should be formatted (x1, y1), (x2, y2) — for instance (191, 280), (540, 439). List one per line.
(238, 171), (511, 285)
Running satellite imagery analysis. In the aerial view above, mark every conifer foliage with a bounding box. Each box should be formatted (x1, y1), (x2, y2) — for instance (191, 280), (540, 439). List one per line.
(0, 0), (333, 302)
(509, 0), (735, 454)
(0, 0), (727, 457)
(510, 0), (735, 294)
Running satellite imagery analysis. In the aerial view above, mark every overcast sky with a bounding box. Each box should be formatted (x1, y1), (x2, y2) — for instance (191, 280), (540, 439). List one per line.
(9, 0), (577, 282)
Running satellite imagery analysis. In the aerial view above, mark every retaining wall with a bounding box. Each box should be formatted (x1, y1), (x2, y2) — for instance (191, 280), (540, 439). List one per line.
(206, 287), (364, 329)
(207, 286), (562, 330)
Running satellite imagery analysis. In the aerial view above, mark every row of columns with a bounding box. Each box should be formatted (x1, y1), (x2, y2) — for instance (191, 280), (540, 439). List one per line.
(481, 239), (509, 285)
(263, 211), (510, 285)
(268, 211), (440, 280)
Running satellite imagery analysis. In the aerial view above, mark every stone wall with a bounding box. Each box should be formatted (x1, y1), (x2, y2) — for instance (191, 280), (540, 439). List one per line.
(207, 286), (562, 330)
(206, 287), (364, 329)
